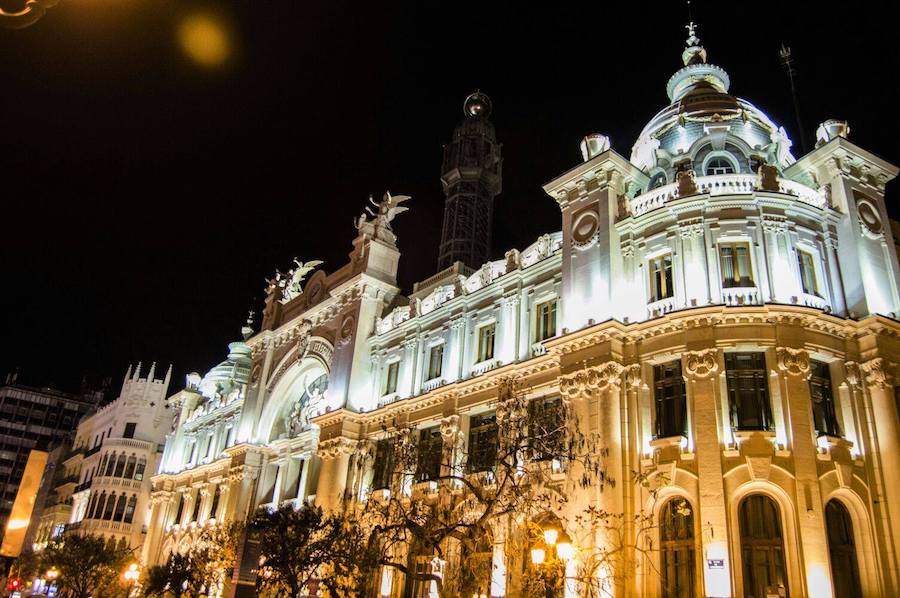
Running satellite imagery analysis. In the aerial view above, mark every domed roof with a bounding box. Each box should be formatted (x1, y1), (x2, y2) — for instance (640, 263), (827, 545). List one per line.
(630, 24), (795, 173)
(198, 340), (252, 398)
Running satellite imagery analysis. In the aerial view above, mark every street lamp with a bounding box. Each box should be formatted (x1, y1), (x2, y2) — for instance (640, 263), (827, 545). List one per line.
(531, 524), (577, 597)
(123, 563), (140, 596)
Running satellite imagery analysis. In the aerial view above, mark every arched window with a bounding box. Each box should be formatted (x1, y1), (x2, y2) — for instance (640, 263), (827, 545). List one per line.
(660, 498), (695, 598)
(113, 454), (126, 478)
(825, 500), (862, 598)
(705, 156), (736, 175)
(98, 454), (108, 475)
(92, 492), (107, 520)
(104, 453), (116, 477)
(739, 495), (789, 598)
(649, 171), (668, 190)
(124, 495), (138, 524)
(102, 493), (117, 520)
(135, 459), (146, 481)
(87, 493), (99, 520)
(113, 494), (127, 522)
(124, 455), (137, 479)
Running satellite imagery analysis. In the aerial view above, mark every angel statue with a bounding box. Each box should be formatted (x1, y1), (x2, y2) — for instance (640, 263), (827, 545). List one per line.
(288, 259), (323, 294)
(354, 191), (411, 244)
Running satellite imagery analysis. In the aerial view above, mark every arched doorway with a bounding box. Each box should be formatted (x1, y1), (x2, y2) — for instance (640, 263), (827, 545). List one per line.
(825, 500), (862, 598)
(659, 498), (695, 598)
(739, 494), (789, 598)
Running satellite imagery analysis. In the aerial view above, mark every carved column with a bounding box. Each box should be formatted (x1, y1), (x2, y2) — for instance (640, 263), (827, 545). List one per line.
(315, 438), (355, 511)
(683, 349), (732, 596)
(142, 491), (172, 566)
(762, 217), (791, 302)
(500, 294), (521, 362)
(777, 347), (833, 597)
(402, 336), (419, 398)
(446, 316), (467, 382)
(860, 358), (900, 593)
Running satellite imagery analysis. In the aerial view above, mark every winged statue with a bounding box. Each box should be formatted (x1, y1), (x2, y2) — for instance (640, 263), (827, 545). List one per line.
(354, 191), (411, 244)
(289, 259), (324, 294)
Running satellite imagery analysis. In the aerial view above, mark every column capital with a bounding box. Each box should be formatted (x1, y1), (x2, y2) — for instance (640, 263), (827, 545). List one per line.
(776, 347), (811, 378)
(317, 437), (357, 460)
(624, 363), (642, 389)
(684, 349), (718, 379)
(844, 361), (862, 390)
(559, 361), (624, 399)
(439, 415), (460, 442)
(861, 357), (893, 389)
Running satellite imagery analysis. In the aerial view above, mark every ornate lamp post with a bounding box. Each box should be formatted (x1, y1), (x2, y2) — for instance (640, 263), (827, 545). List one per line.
(0, 0), (59, 29)
(530, 525), (576, 597)
(123, 562), (140, 597)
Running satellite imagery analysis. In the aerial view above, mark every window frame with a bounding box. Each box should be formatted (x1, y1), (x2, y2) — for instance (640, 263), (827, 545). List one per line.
(725, 352), (773, 432)
(719, 241), (755, 289)
(653, 360), (688, 439)
(383, 360), (400, 396)
(796, 248), (819, 296)
(534, 298), (558, 343)
(427, 344), (444, 381)
(466, 412), (498, 473)
(648, 253), (675, 303)
(476, 323), (496, 363)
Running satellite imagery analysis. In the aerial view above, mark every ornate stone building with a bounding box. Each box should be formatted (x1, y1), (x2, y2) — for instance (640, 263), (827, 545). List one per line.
(146, 24), (900, 598)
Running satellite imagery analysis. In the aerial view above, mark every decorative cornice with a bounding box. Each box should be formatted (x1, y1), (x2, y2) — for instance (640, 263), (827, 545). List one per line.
(776, 347), (811, 378)
(684, 349), (718, 379)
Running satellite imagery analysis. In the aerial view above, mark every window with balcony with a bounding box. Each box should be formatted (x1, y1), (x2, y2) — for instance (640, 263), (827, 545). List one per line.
(124, 495), (137, 525)
(705, 156), (736, 175)
(113, 494), (127, 522)
(725, 352), (773, 431)
(719, 243), (754, 288)
(529, 396), (565, 461)
(427, 344), (444, 381)
(415, 426), (442, 483)
(476, 323), (496, 363)
(371, 439), (394, 491)
(383, 361), (399, 396)
(654, 361), (688, 438)
(535, 300), (558, 342)
(809, 360), (840, 437)
(797, 250), (819, 296)
(649, 254), (674, 302)
(467, 412), (498, 473)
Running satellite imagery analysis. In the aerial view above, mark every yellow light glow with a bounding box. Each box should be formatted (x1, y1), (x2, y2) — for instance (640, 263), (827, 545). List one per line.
(177, 13), (231, 68)
(543, 528), (558, 545)
(6, 518), (29, 530)
(530, 547), (545, 565)
(556, 541), (575, 561)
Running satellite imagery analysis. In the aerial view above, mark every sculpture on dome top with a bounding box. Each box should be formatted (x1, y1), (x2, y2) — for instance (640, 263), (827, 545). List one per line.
(354, 191), (410, 244)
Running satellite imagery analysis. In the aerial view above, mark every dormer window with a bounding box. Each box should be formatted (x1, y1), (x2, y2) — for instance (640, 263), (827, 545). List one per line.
(705, 157), (736, 175)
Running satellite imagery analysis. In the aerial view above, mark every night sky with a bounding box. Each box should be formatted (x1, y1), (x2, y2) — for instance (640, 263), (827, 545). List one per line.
(1, 2), (897, 393)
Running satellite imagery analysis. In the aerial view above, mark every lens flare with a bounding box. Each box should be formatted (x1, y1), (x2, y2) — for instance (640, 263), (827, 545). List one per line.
(177, 12), (230, 68)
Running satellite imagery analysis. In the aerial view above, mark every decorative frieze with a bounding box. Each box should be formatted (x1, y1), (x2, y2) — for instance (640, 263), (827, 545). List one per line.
(317, 437), (358, 460)
(559, 361), (624, 398)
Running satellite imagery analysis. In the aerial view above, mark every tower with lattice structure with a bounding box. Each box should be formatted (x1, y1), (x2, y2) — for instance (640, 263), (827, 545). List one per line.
(437, 91), (502, 270)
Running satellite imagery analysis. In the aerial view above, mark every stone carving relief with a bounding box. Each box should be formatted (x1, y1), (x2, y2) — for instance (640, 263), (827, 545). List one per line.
(684, 349), (718, 379)
(776, 347), (810, 378)
(861, 358), (892, 389)
(559, 362), (625, 398)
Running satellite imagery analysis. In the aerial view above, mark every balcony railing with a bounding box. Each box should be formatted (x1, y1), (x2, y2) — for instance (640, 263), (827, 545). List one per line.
(721, 286), (761, 306)
(647, 296), (677, 319)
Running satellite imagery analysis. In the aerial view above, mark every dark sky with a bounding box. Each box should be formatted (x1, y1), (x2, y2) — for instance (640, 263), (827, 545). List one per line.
(1, 2), (898, 393)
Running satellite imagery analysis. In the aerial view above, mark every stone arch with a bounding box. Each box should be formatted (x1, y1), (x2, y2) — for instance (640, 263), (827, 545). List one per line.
(257, 355), (330, 443)
(729, 481), (803, 598)
(822, 487), (882, 596)
(689, 134), (756, 175)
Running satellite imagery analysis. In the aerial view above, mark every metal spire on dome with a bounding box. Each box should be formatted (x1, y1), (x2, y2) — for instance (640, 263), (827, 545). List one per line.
(682, 20), (707, 66)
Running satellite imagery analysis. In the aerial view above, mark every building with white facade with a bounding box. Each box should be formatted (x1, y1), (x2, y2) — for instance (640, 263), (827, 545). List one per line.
(31, 364), (174, 553)
(145, 24), (900, 598)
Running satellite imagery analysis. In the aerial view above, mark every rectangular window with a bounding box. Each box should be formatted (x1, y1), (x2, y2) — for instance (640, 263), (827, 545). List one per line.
(654, 361), (688, 438)
(529, 396), (565, 461)
(123, 422), (136, 439)
(371, 439), (394, 490)
(476, 324), (496, 363)
(427, 345), (444, 381)
(467, 412), (498, 473)
(535, 300), (558, 342)
(383, 361), (399, 396)
(719, 242), (754, 288)
(809, 360), (840, 437)
(797, 250), (818, 295)
(415, 427), (443, 483)
(649, 254), (674, 302)
(725, 352), (773, 431)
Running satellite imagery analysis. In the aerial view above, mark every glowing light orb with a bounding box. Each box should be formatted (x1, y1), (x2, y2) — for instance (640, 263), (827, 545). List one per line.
(177, 12), (230, 67)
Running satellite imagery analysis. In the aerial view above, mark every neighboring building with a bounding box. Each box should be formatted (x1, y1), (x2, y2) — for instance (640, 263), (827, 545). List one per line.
(0, 380), (99, 546)
(31, 364), (174, 552)
(146, 23), (900, 598)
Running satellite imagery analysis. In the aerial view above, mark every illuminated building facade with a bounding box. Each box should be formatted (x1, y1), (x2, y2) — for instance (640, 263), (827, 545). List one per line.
(146, 25), (900, 598)
(30, 364), (174, 552)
